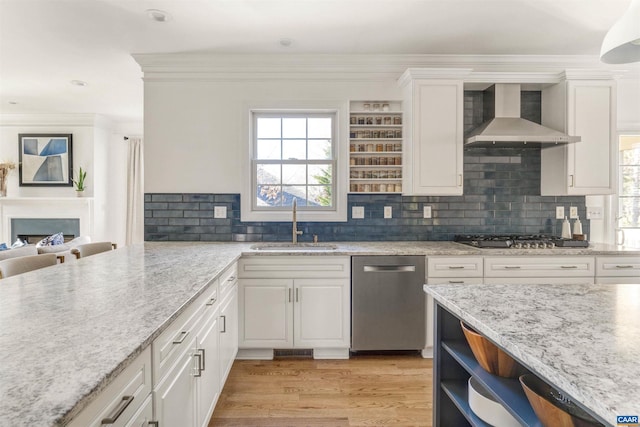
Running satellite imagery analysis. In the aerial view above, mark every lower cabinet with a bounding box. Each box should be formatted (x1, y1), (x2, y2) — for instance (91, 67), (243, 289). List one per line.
(237, 256), (351, 359)
(218, 283), (239, 387)
(595, 256), (640, 284)
(483, 256), (595, 285)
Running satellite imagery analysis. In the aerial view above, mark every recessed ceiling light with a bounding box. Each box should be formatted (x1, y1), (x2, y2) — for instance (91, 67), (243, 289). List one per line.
(146, 9), (170, 23)
(279, 38), (293, 48)
(70, 80), (87, 87)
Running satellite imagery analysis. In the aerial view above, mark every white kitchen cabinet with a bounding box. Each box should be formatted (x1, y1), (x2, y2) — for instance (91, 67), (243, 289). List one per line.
(68, 347), (152, 427)
(237, 256), (351, 359)
(195, 310), (221, 427)
(398, 69), (467, 195)
(218, 284), (239, 387)
(124, 395), (153, 427)
(595, 256), (640, 284)
(484, 256), (595, 285)
(541, 78), (616, 195)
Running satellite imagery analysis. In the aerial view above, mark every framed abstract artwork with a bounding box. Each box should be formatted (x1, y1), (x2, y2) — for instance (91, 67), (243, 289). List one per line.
(18, 134), (73, 187)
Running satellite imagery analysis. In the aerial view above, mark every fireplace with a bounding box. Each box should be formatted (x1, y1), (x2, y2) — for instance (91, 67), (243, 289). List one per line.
(12, 218), (79, 244)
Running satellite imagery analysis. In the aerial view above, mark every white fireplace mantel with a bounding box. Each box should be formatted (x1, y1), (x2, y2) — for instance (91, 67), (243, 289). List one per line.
(0, 197), (94, 244)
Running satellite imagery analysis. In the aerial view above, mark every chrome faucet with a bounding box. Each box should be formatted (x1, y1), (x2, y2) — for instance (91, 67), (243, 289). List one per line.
(292, 199), (303, 244)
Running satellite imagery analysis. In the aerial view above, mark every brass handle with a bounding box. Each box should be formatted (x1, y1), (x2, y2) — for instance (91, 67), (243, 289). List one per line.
(193, 352), (202, 377)
(101, 396), (134, 424)
(172, 330), (189, 344)
(206, 297), (217, 306)
(221, 315), (227, 333)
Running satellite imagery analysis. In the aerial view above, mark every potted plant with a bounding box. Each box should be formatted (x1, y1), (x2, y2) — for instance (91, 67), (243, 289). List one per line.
(73, 166), (87, 196)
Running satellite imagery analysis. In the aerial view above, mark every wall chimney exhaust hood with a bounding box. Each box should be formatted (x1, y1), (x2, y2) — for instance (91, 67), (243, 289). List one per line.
(465, 84), (580, 147)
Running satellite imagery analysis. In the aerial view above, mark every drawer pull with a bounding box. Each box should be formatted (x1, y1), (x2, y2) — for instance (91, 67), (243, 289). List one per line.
(101, 395), (134, 425)
(198, 348), (205, 371)
(504, 266), (521, 269)
(206, 297), (217, 306)
(615, 265), (633, 269)
(172, 330), (189, 344)
(221, 315), (227, 333)
(193, 352), (203, 377)
(448, 266), (465, 270)
(295, 288), (299, 302)
(448, 280), (464, 284)
(148, 422), (159, 427)
(560, 265), (578, 269)
(288, 288), (292, 303)
(227, 275), (236, 281)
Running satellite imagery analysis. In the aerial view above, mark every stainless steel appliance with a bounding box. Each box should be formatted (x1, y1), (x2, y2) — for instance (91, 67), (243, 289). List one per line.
(351, 256), (426, 351)
(454, 234), (589, 249)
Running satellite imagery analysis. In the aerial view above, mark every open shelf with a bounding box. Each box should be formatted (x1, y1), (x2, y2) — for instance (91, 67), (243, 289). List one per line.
(441, 380), (491, 427)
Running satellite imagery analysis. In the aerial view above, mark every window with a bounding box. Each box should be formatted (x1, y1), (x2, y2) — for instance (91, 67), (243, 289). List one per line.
(618, 134), (640, 247)
(242, 106), (347, 222)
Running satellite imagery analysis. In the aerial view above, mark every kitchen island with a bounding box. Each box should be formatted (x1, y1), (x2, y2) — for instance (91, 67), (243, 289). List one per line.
(425, 282), (640, 426)
(1, 241), (638, 426)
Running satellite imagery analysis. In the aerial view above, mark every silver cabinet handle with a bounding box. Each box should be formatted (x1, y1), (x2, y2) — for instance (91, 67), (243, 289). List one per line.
(363, 265), (416, 272)
(295, 288), (299, 302)
(148, 422), (159, 427)
(193, 352), (203, 377)
(198, 348), (205, 372)
(228, 275), (236, 281)
(101, 396), (134, 425)
(448, 280), (464, 284)
(288, 288), (292, 303)
(458, 174), (463, 187)
(221, 315), (227, 333)
(448, 266), (465, 270)
(172, 330), (189, 344)
(206, 297), (217, 306)
(561, 265), (578, 269)
(615, 265), (633, 269)
(569, 174), (575, 187)
(504, 266), (521, 269)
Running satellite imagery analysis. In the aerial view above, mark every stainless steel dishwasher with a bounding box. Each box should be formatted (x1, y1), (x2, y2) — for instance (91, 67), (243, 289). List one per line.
(351, 255), (426, 351)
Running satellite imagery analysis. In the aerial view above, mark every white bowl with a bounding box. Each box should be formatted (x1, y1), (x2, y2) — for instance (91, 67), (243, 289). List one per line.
(468, 377), (520, 427)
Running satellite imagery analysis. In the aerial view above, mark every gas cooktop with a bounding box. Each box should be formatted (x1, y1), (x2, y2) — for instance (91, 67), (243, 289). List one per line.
(453, 234), (589, 249)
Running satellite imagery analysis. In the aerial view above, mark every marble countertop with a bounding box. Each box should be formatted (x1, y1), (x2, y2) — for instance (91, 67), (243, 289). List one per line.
(1, 240), (637, 426)
(425, 282), (640, 426)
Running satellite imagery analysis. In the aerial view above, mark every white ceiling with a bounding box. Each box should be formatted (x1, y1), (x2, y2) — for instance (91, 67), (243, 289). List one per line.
(0, 0), (633, 123)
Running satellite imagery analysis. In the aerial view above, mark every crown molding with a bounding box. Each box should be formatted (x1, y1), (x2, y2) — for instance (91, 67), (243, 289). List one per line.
(133, 53), (634, 82)
(0, 113), (112, 128)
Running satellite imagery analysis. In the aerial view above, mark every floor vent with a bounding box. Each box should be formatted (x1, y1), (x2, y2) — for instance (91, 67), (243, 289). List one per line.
(274, 349), (313, 358)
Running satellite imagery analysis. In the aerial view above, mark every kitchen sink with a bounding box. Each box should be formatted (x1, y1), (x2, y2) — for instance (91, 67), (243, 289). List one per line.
(250, 243), (338, 251)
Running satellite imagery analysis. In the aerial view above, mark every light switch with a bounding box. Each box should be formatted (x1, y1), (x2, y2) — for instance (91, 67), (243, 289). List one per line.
(586, 206), (603, 220)
(352, 206), (365, 219)
(423, 206), (432, 219)
(384, 206), (392, 219)
(555, 206), (565, 219)
(214, 206), (227, 219)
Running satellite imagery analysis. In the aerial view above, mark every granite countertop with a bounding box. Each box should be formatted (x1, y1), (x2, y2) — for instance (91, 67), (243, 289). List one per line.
(1, 240), (638, 426)
(425, 282), (640, 426)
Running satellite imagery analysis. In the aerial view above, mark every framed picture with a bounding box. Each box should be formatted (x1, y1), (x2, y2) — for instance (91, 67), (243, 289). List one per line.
(18, 134), (73, 187)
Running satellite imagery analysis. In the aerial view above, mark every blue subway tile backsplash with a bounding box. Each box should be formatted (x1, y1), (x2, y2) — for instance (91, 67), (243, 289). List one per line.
(145, 90), (588, 242)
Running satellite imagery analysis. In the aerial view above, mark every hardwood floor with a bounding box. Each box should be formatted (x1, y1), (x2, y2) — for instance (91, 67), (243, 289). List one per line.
(209, 354), (433, 427)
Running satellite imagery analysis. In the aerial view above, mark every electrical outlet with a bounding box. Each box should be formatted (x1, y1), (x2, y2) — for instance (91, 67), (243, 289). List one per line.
(555, 206), (565, 219)
(384, 206), (392, 219)
(569, 206), (578, 219)
(352, 206), (365, 219)
(587, 206), (603, 220)
(214, 206), (227, 219)
(423, 206), (432, 219)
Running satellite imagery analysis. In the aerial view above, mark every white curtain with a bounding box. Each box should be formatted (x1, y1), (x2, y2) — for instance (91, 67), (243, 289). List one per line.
(126, 137), (144, 245)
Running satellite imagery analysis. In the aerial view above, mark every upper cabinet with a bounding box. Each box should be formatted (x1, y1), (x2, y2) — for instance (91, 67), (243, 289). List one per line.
(398, 69), (469, 196)
(541, 76), (617, 195)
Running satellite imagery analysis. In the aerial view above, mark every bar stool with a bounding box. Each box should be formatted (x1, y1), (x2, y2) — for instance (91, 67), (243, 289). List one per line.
(71, 242), (117, 259)
(0, 253), (58, 279)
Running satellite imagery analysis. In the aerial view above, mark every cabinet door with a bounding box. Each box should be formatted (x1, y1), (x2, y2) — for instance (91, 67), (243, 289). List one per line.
(219, 284), (239, 386)
(239, 279), (293, 348)
(404, 79), (464, 195)
(196, 313), (220, 427)
(123, 395), (153, 427)
(293, 278), (350, 348)
(154, 342), (198, 427)
(541, 80), (615, 195)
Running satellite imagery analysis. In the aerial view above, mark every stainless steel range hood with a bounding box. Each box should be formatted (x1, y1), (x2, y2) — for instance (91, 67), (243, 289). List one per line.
(465, 84), (580, 147)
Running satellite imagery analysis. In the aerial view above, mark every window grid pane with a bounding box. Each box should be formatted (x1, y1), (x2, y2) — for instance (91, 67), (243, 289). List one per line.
(254, 113), (335, 210)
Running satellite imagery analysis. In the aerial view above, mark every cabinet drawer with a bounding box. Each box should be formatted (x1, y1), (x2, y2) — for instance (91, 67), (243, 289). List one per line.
(152, 279), (218, 384)
(485, 277), (595, 285)
(427, 257), (483, 278)
(596, 256), (640, 277)
(69, 347), (152, 427)
(238, 256), (350, 278)
(219, 262), (238, 298)
(426, 277), (484, 285)
(484, 256), (595, 277)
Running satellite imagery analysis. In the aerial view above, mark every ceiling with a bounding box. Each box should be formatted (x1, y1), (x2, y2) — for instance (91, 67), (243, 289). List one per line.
(0, 0), (634, 124)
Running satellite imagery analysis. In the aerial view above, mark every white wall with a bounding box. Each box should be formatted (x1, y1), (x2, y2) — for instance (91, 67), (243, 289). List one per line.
(144, 79), (401, 193)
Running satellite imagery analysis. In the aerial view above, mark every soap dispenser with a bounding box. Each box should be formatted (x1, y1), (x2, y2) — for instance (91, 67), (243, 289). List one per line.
(561, 217), (572, 239)
(573, 216), (583, 236)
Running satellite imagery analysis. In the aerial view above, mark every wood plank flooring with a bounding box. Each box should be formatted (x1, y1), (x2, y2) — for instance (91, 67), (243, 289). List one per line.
(209, 354), (433, 427)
